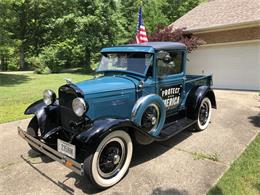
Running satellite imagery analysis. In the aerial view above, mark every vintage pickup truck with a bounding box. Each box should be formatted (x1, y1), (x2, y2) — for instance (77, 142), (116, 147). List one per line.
(18, 42), (216, 188)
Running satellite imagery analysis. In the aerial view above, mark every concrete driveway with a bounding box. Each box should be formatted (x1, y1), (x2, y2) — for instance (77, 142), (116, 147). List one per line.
(0, 90), (259, 195)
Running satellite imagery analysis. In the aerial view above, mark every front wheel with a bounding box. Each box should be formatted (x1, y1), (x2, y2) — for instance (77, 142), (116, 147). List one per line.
(84, 130), (133, 189)
(194, 97), (212, 131)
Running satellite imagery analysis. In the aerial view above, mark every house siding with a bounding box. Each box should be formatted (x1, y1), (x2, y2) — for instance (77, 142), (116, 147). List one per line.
(194, 26), (260, 44)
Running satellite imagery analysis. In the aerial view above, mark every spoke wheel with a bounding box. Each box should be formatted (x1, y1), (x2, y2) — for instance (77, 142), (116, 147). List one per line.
(141, 103), (160, 133)
(84, 130), (133, 189)
(97, 138), (126, 179)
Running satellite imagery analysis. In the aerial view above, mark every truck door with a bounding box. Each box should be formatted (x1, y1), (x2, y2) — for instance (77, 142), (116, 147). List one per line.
(156, 50), (185, 114)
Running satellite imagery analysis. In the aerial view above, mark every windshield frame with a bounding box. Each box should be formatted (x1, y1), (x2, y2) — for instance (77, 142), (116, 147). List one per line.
(96, 52), (154, 77)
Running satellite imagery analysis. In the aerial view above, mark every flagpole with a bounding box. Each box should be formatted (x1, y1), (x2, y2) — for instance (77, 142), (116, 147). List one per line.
(135, 1), (148, 44)
(139, 0), (143, 7)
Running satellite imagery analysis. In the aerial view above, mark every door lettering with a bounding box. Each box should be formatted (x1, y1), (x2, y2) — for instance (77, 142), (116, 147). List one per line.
(160, 85), (182, 110)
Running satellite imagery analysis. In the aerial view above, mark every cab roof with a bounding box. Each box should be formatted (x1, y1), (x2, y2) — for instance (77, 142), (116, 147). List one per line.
(101, 42), (187, 53)
(129, 42), (187, 50)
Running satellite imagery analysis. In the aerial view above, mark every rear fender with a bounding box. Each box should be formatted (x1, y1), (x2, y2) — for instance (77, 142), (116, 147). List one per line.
(186, 86), (216, 119)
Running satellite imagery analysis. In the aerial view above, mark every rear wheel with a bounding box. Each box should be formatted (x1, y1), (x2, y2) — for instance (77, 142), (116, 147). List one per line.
(84, 130), (133, 189)
(194, 97), (212, 131)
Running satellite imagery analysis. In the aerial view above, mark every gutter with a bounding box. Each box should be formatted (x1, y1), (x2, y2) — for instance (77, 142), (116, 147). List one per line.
(178, 19), (260, 34)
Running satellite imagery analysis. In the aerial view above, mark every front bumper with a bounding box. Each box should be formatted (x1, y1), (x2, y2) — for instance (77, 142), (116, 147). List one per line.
(18, 127), (84, 176)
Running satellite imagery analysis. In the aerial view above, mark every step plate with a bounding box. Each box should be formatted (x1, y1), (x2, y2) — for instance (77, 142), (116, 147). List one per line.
(159, 118), (195, 139)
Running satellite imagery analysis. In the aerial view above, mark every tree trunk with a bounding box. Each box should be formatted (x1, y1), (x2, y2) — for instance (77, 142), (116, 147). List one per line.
(0, 56), (3, 71)
(18, 0), (28, 70)
(0, 56), (7, 71)
(85, 48), (92, 73)
(19, 45), (26, 70)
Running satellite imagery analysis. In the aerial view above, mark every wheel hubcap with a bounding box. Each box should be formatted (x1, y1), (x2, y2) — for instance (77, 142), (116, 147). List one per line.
(113, 154), (120, 165)
(151, 116), (157, 125)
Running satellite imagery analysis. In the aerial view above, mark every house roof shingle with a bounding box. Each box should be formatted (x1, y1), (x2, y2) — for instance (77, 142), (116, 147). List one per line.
(170, 0), (260, 32)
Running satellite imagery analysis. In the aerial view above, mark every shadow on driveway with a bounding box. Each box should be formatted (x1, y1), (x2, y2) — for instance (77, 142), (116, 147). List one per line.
(66, 129), (193, 194)
(248, 110), (260, 128)
(21, 155), (75, 195)
(151, 187), (189, 195)
(23, 129), (194, 194)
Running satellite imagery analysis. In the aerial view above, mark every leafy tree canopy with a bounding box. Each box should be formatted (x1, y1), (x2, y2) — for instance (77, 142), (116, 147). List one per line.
(0, 0), (203, 72)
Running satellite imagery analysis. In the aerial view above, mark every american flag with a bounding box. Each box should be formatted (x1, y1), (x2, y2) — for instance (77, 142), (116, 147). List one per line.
(136, 7), (148, 44)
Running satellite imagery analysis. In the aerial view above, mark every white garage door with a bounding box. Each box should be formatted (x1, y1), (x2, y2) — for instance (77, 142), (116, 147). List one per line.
(187, 41), (260, 90)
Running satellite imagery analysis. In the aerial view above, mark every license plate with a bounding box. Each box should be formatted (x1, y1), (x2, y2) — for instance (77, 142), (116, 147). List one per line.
(57, 139), (76, 159)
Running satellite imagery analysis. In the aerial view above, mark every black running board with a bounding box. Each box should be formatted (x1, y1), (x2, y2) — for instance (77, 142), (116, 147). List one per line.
(153, 117), (195, 141)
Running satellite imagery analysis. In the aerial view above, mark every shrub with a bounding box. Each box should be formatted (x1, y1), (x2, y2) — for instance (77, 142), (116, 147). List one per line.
(34, 66), (51, 74)
(40, 39), (85, 73)
(27, 56), (49, 74)
(148, 25), (205, 52)
(40, 46), (65, 73)
(8, 57), (20, 71)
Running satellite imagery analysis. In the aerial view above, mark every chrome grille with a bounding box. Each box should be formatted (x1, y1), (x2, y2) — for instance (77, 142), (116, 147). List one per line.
(58, 85), (82, 131)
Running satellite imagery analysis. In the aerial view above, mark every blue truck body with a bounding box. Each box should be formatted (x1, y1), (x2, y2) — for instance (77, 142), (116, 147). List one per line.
(75, 42), (213, 125)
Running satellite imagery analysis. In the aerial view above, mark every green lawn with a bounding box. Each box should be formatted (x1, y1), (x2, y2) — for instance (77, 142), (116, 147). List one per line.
(208, 133), (260, 195)
(0, 72), (92, 124)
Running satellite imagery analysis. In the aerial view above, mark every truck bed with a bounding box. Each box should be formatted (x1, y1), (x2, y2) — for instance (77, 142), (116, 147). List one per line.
(185, 74), (213, 91)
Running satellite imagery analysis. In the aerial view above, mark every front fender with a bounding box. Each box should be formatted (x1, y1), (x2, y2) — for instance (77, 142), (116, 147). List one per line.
(186, 86), (216, 119)
(24, 99), (46, 115)
(131, 94), (166, 136)
(24, 100), (60, 136)
(75, 119), (135, 151)
(75, 117), (174, 152)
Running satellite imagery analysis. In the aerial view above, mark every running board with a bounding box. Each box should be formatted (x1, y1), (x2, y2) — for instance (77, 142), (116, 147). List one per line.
(154, 118), (195, 141)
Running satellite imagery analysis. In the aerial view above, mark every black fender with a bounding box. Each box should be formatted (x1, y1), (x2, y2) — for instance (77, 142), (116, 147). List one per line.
(24, 99), (47, 115)
(24, 100), (60, 137)
(75, 118), (156, 153)
(75, 119), (134, 149)
(185, 86), (216, 120)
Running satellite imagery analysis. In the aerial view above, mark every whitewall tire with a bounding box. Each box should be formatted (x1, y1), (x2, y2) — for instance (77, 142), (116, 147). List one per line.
(195, 97), (212, 131)
(84, 130), (133, 189)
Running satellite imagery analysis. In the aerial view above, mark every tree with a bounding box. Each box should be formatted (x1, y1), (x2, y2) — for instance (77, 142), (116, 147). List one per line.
(11, 0), (32, 70)
(72, 0), (126, 71)
(142, 0), (169, 35)
(36, 0), (126, 72)
(0, 0), (16, 71)
(119, 0), (140, 42)
(149, 25), (205, 52)
(0, 0), (204, 72)
(162, 0), (202, 22)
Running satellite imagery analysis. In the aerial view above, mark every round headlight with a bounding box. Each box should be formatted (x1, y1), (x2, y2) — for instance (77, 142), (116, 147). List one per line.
(72, 98), (87, 117)
(43, 89), (56, 105)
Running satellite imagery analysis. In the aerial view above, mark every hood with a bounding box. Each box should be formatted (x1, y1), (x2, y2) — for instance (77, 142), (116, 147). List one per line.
(75, 76), (136, 95)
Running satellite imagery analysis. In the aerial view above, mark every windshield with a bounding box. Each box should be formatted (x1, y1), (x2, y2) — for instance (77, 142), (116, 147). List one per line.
(97, 52), (153, 75)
